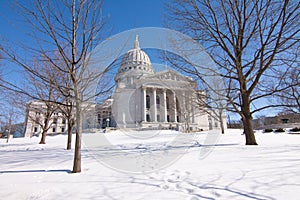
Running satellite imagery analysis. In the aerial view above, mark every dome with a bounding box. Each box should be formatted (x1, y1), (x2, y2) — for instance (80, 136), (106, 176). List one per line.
(117, 35), (154, 74)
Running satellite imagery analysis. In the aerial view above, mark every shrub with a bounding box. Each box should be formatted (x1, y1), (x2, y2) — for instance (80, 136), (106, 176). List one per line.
(290, 127), (300, 132)
(264, 129), (273, 133)
(274, 128), (285, 133)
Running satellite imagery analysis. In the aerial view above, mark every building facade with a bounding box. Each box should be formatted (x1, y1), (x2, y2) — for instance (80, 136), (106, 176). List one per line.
(24, 36), (226, 136)
(24, 101), (96, 137)
(110, 36), (226, 131)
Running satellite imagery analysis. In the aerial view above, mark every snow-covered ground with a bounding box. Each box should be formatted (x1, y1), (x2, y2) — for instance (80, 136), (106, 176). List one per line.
(1, 129), (300, 200)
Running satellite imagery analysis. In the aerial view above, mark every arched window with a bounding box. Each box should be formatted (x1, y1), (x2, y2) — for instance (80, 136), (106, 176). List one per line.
(156, 95), (160, 105)
(146, 95), (150, 109)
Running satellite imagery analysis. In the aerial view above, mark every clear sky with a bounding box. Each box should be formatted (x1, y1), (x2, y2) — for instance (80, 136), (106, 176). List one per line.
(0, 0), (166, 41)
(0, 0), (167, 86)
(103, 0), (165, 34)
(0, 0), (167, 73)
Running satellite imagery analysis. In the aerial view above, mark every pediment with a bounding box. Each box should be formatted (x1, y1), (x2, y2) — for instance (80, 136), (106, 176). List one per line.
(142, 70), (193, 82)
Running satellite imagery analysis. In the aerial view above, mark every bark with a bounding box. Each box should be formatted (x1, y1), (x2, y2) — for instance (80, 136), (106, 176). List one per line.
(72, 127), (81, 173)
(66, 121), (73, 150)
(6, 120), (12, 143)
(39, 130), (47, 144)
(39, 116), (50, 144)
(72, 107), (82, 173)
(243, 116), (257, 145)
(72, 86), (82, 173)
(219, 112), (225, 134)
(241, 95), (257, 145)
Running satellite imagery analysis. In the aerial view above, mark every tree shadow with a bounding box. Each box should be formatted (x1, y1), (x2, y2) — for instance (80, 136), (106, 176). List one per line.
(0, 169), (72, 174)
(128, 171), (276, 200)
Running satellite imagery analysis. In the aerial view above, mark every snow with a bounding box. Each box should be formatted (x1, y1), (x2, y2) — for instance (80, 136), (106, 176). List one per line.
(1, 129), (300, 200)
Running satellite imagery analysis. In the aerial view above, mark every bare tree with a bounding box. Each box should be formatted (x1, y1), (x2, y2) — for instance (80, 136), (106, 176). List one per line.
(165, 0), (300, 145)
(0, 0), (111, 173)
(27, 63), (61, 144)
(0, 91), (23, 142)
(5, 108), (14, 143)
(274, 49), (300, 113)
(59, 94), (75, 150)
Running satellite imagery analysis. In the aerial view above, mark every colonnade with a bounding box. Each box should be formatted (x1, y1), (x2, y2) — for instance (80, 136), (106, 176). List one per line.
(142, 87), (178, 123)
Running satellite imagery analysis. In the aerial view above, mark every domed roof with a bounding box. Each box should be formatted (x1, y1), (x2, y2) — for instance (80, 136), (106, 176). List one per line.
(117, 35), (154, 74)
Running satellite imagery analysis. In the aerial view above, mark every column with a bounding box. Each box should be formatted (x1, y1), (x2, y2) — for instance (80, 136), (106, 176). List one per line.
(163, 89), (167, 122)
(100, 112), (103, 128)
(143, 87), (147, 122)
(183, 92), (187, 123)
(153, 88), (157, 122)
(173, 91), (177, 122)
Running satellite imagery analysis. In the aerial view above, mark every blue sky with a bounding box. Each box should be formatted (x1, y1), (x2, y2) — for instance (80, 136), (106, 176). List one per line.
(0, 0), (166, 74)
(0, 0), (166, 41)
(103, 0), (165, 34)
(0, 0), (167, 87)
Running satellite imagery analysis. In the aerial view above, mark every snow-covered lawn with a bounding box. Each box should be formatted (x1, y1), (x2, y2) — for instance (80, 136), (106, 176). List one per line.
(1, 129), (300, 200)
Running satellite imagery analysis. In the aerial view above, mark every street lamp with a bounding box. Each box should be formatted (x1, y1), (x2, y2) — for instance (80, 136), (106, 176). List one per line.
(106, 118), (110, 128)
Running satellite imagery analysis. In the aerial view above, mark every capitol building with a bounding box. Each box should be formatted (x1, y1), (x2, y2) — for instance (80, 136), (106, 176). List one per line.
(24, 36), (226, 136)
(98, 36), (226, 132)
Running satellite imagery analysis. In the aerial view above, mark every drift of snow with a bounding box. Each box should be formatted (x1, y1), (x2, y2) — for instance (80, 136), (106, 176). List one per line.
(1, 129), (300, 200)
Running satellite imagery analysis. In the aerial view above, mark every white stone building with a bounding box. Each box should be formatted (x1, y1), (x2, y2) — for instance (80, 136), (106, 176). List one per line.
(24, 101), (67, 137)
(24, 101), (96, 137)
(24, 36), (226, 135)
(110, 36), (226, 131)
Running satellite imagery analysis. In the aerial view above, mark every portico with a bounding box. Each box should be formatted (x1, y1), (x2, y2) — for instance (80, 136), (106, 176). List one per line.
(142, 87), (179, 123)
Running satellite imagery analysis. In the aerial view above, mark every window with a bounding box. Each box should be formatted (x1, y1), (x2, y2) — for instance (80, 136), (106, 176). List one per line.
(146, 95), (150, 109)
(167, 115), (170, 122)
(157, 115), (160, 122)
(61, 127), (65, 133)
(52, 127), (56, 133)
(62, 118), (66, 124)
(34, 127), (38, 132)
(215, 122), (218, 128)
(156, 95), (160, 105)
(53, 118), (57, 124)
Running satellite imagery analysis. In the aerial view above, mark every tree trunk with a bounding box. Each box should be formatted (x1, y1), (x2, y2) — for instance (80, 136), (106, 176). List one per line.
(72, 95), (82, 173)
(72, 127), (81, 173)
(67, 120), (73, 150)
(243, 116), (257, 145)
(6, 130), (11, 143)
(6, 116), (12, 143)
(219, 111), (225, 134)
(39, 130), (47, 144)
(242, 105), (257, 145)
